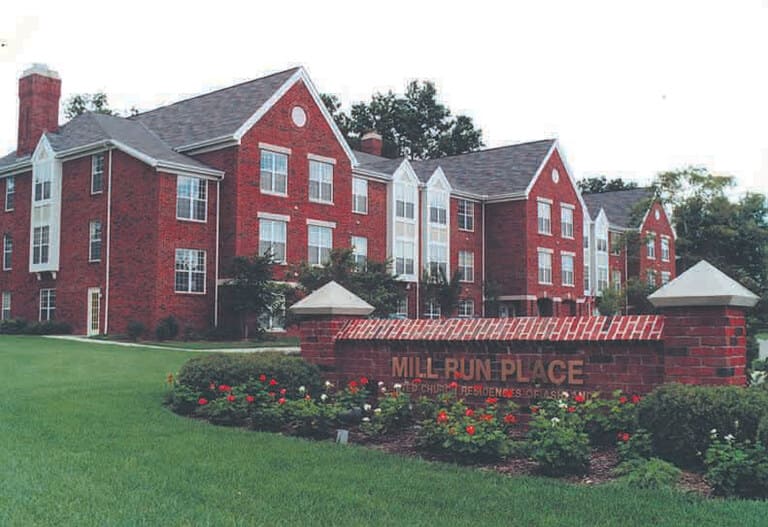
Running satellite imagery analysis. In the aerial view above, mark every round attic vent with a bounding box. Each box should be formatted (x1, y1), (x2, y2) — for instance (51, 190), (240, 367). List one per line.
(291, 106), (307, 127)
(552, 169), (560, 183)
(655, 209), (660, 220)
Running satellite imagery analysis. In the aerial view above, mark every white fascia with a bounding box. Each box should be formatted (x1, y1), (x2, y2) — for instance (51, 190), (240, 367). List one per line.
(524, 140), (589, 217)
(389, 160), (420, 282)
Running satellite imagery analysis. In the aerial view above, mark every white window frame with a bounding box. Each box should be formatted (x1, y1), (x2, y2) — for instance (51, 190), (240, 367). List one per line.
(457, 199), (474, 231)
(5, 176), (15, 211)
(396, 297), (408, 318)
(537, 199), (552, 235)
(395, 182), (417, 220)
(661, 271), (671, 285)
(258, 218), (287, 264)
(309, 160), (333, 204)
(260, 149), (288, 196)
(89, 220), (102, 262)
(39, 288), (55, 321)
(647, 269), (656, 286)
(393, 176), (418, 280)
(428, 189), (448, 225)
(176, 176), (207, 222)
(351, 236), (367, 269)
(612, 269), (622, 290)
(32, 225), (50, 265)
(561, 252), (575, 287)
(457, 299), (475, 318)
(583, 261), (591, 295)
(646, 232), (656, 260)
(33, 163), (52, 203)
(1, 291), (9, 321)
(174, 249), (206, 294)
(661, 237), (670, 262)
(560, 204), (574, 239)
(352, 177), (368, 214)
(91, 153), (104, 195)
(426, 188), (449, 278)
(308, 224), (332, 266)
(538, 249), (553, 285)
(3, 234), (11, 271)
(458, 251), (474, 282)
(425, 300), (441, 319)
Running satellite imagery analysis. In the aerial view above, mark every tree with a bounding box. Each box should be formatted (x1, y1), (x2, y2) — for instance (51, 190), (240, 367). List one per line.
(295, 248), (404, 318)
(322, 80), (483, 160)
(222, 252), (285, 340)
(64, 92), (117, 120)
(578, 176), (639, 193)
(421, 268), (462, 318)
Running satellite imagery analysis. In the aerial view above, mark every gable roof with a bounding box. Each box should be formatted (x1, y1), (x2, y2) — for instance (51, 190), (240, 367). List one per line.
(582, 188), (655, 229)
(353, 150), (405, 176)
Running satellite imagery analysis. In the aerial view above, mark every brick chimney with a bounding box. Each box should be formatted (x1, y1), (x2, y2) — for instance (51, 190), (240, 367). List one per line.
(360, 131), (383, 157)
(17, 64), (61, 157)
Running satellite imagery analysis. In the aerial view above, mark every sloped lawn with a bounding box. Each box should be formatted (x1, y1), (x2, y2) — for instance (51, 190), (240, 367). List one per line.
(0, 336), (766, 527)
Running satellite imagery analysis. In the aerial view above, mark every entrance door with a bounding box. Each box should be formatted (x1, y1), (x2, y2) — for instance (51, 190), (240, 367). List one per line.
(87, 288), (100, 336)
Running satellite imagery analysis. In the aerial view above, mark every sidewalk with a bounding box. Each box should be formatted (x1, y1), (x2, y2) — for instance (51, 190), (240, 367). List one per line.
(44, 335), (300, 354)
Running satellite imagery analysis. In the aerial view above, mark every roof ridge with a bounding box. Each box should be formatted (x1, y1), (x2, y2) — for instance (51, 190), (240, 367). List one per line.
(411, 138), (556, 163)
(583, 186), (654, 196)
(130, 66), (301, 119)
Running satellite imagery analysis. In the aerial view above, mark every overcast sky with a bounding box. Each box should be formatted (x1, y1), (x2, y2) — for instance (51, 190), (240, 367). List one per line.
(1, 1), (766, 196)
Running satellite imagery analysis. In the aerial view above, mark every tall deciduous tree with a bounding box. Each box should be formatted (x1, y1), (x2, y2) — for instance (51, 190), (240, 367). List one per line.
(64, 92), (117, 119)
(578, 175), (639, 193)
(421, 268), (462, 318)
(322, 81), (483, 160)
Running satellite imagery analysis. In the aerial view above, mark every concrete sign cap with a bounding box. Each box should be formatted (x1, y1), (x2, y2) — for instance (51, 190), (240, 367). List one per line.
(648, 260), (760, 308)
(288, 280), (375, 316)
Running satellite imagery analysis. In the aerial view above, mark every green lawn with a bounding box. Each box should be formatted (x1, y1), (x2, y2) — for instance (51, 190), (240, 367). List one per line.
(1, 337), (766, 526)
(126, 336), (299, 350)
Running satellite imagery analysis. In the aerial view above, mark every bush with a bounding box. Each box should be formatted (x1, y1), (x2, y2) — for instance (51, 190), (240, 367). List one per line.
(616, 428), (654, 462)
(155, 316), (179, 341)
(637, 384), (768, 467)
(26, 321), (72, 335)
(282, 397), (342, 439)
(527, 414), (591, 475)
(360, 390), (412, 438)
(127, 320), (146, 341)
(614, 458), (682, 489)
(705, 434), (768, 498)
(0, 319), (28, 334)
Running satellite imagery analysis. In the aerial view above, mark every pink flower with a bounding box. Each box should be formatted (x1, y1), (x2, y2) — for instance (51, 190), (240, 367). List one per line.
(465, 408), (475, 417)
(226, 394), (236, 403)
(485, 397), (498, 405)
(574, 393), (586, 404)
(413, 378), (422, 384)
(278, 397), (286, 405)
(502, 389), (513, 399)
(437, 411), (448, 423)
(504, 414), (517, 424)
(631, 394), (641, 404)
(198, 398), (208, 405)
(269, 379), (278, 386)
(218, 384), (231, 393)
(466, 425), (476, 436)
(246, 395), (255, 404)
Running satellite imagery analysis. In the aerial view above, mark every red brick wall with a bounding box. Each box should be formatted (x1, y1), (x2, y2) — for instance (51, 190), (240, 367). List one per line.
(638, 201), (676, 286)
(450, 197), (484, 316)
(0, 170), (35, 322)
(485, 199), (526, 298)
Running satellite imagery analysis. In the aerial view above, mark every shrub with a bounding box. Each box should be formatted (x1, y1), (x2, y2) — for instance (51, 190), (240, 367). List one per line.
(126, 320), (146, 341)
(282, 397), (342, 438)
(705, 434), (768, 498)
(164, 382), (201, 415)
(155, 316), (179, 341)
(360, 390), (412, 438)
(637, 384), (768, 467)
(26, 321), (72, 335)
(196, 387), (251, 426)
(614, 458), (682, 489)
(527, 414), (590, 475)
(616, 428), (654, 462)
(0, 319), (28, 334)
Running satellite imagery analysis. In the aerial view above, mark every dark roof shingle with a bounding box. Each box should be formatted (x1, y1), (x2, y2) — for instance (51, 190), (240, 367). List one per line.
(582, 188), (656, 228)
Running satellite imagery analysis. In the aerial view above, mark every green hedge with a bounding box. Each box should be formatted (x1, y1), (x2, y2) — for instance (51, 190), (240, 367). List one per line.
(637, 384), (768, 467)
(0, 319), (72, 335)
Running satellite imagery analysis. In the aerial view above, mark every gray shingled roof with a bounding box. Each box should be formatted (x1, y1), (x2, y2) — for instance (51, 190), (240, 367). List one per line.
(132, 67), (300, 148)
(582, 188), (655, 228)
(353, 150), (405, 175)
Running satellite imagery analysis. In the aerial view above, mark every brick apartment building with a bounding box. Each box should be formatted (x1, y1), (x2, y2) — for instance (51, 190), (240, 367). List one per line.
(0, 64), (675, 335)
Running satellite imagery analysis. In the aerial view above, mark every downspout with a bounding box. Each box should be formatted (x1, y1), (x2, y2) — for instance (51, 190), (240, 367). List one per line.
(214, 179), (220, 327)
(481, 201), (486, 317)
(104, 148), (113, 334)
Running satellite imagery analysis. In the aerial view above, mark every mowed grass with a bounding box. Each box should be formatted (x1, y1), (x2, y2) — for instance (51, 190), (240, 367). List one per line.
(0, 337), (766, 527)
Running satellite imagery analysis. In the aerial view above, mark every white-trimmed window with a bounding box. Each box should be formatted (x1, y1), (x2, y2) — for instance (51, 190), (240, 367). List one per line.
(352, 177), (368, 214)
(89, 221), (102, 262)
(395, 183), (416, 220)
(611, 233), (622, 255)
(175, 249), (206, 293)
(351, 236), (367, 269)
(39, 289), (55, 321)
(33, 164), (52, 202)
(259, 218), (287, 263)
(3, 234), (11, 271)
(395, 238), (415, 276)
(458, 251), (474, 282)
(612, 269), (622, 290)
(647, 269), (656, 286)
(260, 150), (288, 196)
(429, 190), (448, 225)
(427, 188), (449, 277)
(538, 200), (552, 234)
(538, 249), (553, 284)
(308, 225), (332, 265)
(176, 176), (207, 221)
(425, 300), (441, 319)
(1, 292), (9, 320)
(646, 233), (656, 259)
(584, 262), (591, 293)
(661, 271), (671, 285)
(396, 297), (408, 318)
(309, 160), (333, 203)
(458, 299), (475, 318)
(91, 153), (104, 194)
(561, 253), (575, 286)
(32, 226), (50, 265)
(560, 205), (574, 238)
(597, 254), (609, 293)
(661, 237), (670, 262)
(457, 199), (474, 231)
(394, 178), (417, 278)
(596, 232), (608, 252)
(5, 176), (15, 211)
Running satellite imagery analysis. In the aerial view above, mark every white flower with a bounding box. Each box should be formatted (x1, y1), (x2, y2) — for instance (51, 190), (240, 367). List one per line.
(558, 402), (568, 409)
(374, 408), (382, 414)
(363, 404), (372, 412)
(378, 381), (385, 387)
(298, 386), (306, 393)
(551, 417), (560, 425)
(710, 428), (718, 437)
(561, 391), (570, 399)
(380, 386), (387, 393)
(394, 383), (402, 390)
(725, 434), (735, 443)
(324, 380), (333, 388)
(320, 394), (328, 401)
(362, 417), (370, 422)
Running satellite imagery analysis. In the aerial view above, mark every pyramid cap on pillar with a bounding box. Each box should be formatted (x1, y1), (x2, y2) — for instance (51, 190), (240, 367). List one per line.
(648, 260), (759, 308)
(288, 280), (375, 316)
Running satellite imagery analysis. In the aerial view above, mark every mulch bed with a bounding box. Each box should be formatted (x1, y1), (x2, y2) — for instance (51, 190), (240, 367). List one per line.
(351, 427), (713, 496)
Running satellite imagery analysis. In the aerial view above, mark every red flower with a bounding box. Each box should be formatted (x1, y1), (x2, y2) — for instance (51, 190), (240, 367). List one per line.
(448, 381), (458, 389)
(567, 406), (576, 413)
(246, 395), (255, 404)
(359, 376), (369, 385)
(465, 408), (475, 417)
(269, 379), (278, 386)
(574, 393), (586, 404)
(618, 432), (631, 442)
(481, 414), (494, 422)
(278, 397), (286, 405)
(198, 398), (208, 405)
(348, 380), (358, 389)
(437, 411), (448, 423)
(258, 374), (267, 382)
(413, 378), (422, 384)
(486, 397), (498, 405)
(466, 425), (476, 436)
(631, 394), (641, 404)
(305, 395), (311, 400)
(453, 371), (462, 379)
(504, 414), (517, 424)
(279, 388), (287, 395)
(502, 388), (513, 399)
(227, 394), (236, 403)
(530, 406), (539, 414)
(619, 396), (628, 405)
(218, 384), (231, 393)
(473, 384), (483, 393)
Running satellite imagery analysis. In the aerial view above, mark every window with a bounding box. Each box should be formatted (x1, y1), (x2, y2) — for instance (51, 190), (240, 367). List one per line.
(260, 150), (288, 195)
(561, 205), (574, 238)
(352, 178), (368, 214)
(5, 176), (14, 211)
(395, 183), (416, 220)
(561, 253), (575, 286)
(458, 199), (474, 231)
(538, 200), (552, 234)
(91, 153), (104, 194)
(425, 301), (441, 319)
(611, 233), (622, 255)
(33, 166), (51, 202)
(394, 239), (415, 275)
(3, 234), (11, 270)
(351, 236), (367, 269)
(39, 289), (55, 321)
(612, 269), (622, 290)
(596, 233), (608, 252)
(427, 233), (447, 277)
(396, 298), (408, 318)
(597, 253), (609, 292)
(32, 226), (50, 265)
(174, 249), (206, 293)
(1, 292), (9, 321)
(584, 262), (591, 293)
(661, 237), (670, 262)
(646, 233), (656, 259)
(87, 221), (102, 262)
(259, 219), (287, 263)
(428, 190), (448, 225)
(646, 269), (656, 287)
(458, 299), (474, 318)
(258, 294), (286, 331)
(308, 225), (332, 265)
(176, 176), (207, 221)
(458, 251), (474, 282)
(661, 271), (671, 285)
(309, 160), (333, 203)
(538, 250), (552, 284)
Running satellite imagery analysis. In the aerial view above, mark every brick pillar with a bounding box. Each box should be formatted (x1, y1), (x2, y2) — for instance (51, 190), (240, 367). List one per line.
(660, 306), (748, 386)
(298, 315), (364, 374)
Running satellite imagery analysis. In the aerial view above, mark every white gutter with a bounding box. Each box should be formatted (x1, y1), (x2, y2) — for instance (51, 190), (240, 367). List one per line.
(104, 148), (113, 334)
